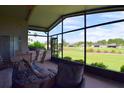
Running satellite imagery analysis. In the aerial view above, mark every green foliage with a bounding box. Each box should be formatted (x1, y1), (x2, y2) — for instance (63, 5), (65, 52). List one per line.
(108, 38), (124, 46)
(94, 38), (124, 46)
(33, 41), (44, 48)
(91, 62), (107, 69)
(62, 38), (124, 48)
(28, 43), (34, 49)
(72, 41), (93, 47)
(28, 41), (45, 50)
(111, 50), (116, 53)
(103, 50), (108, 53)
(63, 38), (124, 48)
(63, 56), (72, 61)
(118, 51), (122, 54)
(63, 47), (124, 71)
(73, 41), (84, 47)
(74, 59), (84, 63)
(120, 65), (124, 72)
(87, 42), (93, 47)
(87, 48), (94, 52)
(96, 49), (101, 53)
(97, 40), (107, 45)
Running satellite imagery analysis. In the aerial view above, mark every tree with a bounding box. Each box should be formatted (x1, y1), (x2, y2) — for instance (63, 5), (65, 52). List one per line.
(73, 41), (84, 47)
(97, 40), (107, 45)
(87, 41), (93, 47)
(108, 38), (124, 46)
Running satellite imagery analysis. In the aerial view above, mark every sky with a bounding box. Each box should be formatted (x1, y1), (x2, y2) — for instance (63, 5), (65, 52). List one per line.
(28, 11), (124, 44)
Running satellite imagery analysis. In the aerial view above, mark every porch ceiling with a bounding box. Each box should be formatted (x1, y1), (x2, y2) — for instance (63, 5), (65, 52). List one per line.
(28, 5), (124, 32)
(28, 5), (106, 31)
(0, 5), (32, 20)
(0, 5), (124, 32)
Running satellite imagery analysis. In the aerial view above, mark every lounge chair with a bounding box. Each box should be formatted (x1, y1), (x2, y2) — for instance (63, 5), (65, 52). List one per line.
(12, 50), (57, 88)
(54, 62), (85, 88)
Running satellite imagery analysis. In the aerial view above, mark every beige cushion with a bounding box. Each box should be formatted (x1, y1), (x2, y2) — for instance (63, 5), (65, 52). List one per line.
(33, 69), (48, 78)
(11, 51), (32, 63)
(22, 53), (31, 63)
(28, 51), (36, 62)
(56, 63), (84, 87)
(11, 53), (23, 62)
(36, 50), (45, 62)
(44, 50), (51, 61)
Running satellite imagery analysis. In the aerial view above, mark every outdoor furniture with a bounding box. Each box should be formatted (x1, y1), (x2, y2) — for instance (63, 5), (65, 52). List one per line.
(12, 58), (57, 88)
(0, 68), (13, 88)
(11, 51), (31, 63)
(27, 50), (37, 62)
(11, 49), (58, 88)
(54, 62), (85, 88)
(44, 50), (51, 62)
(35, 49), (46, 63)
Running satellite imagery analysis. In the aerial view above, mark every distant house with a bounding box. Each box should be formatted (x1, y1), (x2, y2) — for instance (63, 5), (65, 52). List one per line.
(94, 44), (100, 47)
(107, 43), (117, 48)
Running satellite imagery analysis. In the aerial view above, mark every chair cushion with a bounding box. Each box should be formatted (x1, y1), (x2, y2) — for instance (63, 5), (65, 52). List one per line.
(36, 50), (45, 63)
(44, 50), (51, 61)
(31, 62), (49, 78)
(28, 51), (36, 62)
(0, 68), (13, 88)
(12, 60), (45, 87)
(32, 62), (56, 79)
(11, 51), (33, 63)
(56, 63), (84, 87)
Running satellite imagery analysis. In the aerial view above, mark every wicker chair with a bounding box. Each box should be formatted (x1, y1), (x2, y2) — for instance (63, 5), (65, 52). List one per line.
(12, 58), (56, 87)
(54, 62), (85, 88)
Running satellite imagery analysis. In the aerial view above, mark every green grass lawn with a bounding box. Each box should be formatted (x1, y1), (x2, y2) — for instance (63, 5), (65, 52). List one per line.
(63, 47), (124, 72)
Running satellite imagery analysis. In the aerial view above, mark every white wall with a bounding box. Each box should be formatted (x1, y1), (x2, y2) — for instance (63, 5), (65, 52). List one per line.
(0, 16), (28, 57)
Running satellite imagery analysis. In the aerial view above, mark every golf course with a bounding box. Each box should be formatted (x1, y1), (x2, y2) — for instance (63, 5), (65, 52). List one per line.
(63, 47), (124, 72)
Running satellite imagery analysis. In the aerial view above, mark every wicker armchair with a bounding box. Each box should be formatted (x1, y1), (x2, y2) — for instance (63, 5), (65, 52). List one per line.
(54, 62), (85, 88)
(12, 59), (56, 88)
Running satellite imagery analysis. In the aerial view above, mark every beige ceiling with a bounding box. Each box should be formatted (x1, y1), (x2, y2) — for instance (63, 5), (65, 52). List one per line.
(28, 5), (107, 31)
(0, 5), (30, 20)
(0, 5), (123, 32)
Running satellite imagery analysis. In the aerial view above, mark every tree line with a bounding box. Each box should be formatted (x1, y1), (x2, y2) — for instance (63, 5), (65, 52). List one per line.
(63, 38), (124, 47)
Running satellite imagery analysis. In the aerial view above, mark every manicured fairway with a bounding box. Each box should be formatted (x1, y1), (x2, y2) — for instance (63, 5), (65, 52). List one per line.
(63, 47), (124, 72)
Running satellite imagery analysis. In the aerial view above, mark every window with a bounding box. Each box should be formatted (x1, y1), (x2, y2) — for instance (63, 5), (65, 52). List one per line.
(63, 16), (84, 32)
(87, 11), (124, 26)
(63, 30), (84, 63)
(49, 11), (124, 71)
(28, 30), (47, 49)
(87, 22), (124, 72)
(58, 35), (62, 58)
(49, 23), (62, 35)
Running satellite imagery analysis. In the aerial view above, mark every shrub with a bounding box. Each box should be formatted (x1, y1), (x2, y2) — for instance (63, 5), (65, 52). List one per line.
(120, 65), (124, 72)
(28, 43), (35, 49)
(91, 62), (107, 69)
(74, 59), (84, 63)
(86, 48), (94, 52)
(33, 41), (45, 49)
(63, 56), (72, 61)
(111, 50), (116, 53)
(28, 41), (46, 50)
(103, 50), (109, 53)
(96, 49), (101, 53)
(118, 51), (122, 54)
